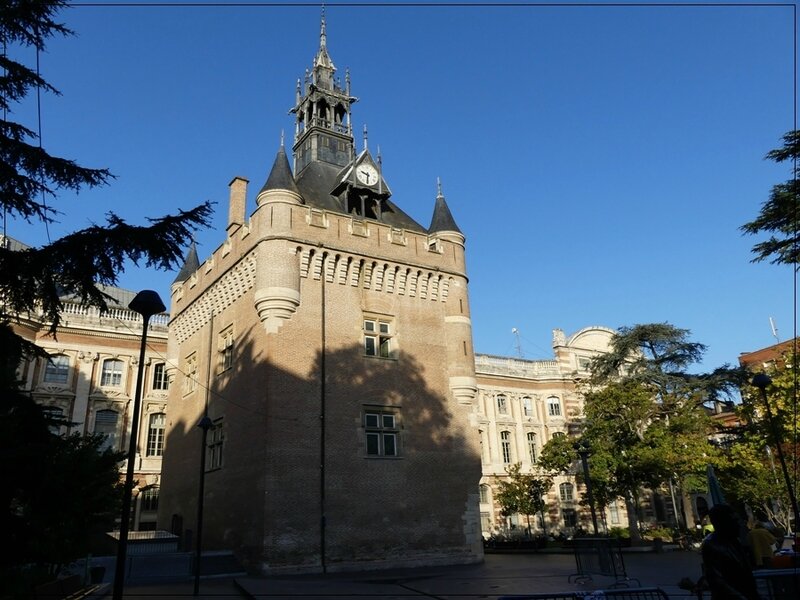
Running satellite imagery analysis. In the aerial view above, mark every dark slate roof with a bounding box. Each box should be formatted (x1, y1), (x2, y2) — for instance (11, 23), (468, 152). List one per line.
(295, 160), (427, 233)
(429, 193), (462, 235)
(172, 243), (200, 284)
(259, 145), (301, 196)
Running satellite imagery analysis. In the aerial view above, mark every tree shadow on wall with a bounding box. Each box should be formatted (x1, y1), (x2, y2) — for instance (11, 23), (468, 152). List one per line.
(159, 329), (482, 571)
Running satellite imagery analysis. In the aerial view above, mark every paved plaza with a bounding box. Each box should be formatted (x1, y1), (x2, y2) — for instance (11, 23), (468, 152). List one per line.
(117, 550), (706, 599)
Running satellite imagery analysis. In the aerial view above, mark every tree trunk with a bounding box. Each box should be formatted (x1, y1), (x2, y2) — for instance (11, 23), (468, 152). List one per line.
(625, 492), (643, 545)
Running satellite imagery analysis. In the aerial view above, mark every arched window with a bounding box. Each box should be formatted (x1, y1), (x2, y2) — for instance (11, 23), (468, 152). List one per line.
(500, 431), (512, 464)
(527, 432), (537, 464)
(101, 359), (124, 387)
(547, 396), (562, 417)
(140, 486), (159, 512)
(146, 413), (166, 457)
(479, 484), (490, 504)
(496, 395), (508, 415)
(43, 354), (70, 384)
(559, 482), (574, 502)
(94, 409), (119, 452)
(522, 396), (533, 417)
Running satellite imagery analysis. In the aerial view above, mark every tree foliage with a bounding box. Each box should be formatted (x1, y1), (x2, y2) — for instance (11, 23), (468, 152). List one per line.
(741, 130), (800, 269)
(0, 1), (211, 579)
(583, 324), (739, 540)
(0, 0), (212, 335)
(495, 463), (552, 534)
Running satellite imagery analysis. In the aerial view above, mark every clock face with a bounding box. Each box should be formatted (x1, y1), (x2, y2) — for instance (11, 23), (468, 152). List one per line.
(356, 164), (379, 186)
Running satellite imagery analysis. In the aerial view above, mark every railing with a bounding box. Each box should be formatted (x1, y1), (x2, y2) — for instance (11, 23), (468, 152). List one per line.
(50, 302), (169, 329)
(475, 354), (561, 378)
(568, 537), (640, 588)
(300, 116), (351, 135)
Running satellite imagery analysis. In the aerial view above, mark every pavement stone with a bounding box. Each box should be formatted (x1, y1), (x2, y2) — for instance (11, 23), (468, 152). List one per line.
(108, 551), (706, 599)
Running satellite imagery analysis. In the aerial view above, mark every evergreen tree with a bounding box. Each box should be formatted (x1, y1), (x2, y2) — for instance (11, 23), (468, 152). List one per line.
(741, 130), (800, 269)
(0, 1), (211, 583)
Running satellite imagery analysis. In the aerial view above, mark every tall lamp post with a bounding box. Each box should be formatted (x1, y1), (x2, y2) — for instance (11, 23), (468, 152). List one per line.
(112, 290), (166, 600)
(752, 373), (800, 535)
(194, 415), (213, 596)
(574, 439), (599, 535)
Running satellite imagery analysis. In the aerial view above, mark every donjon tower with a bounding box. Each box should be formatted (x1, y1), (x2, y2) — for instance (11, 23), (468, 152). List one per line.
(158, 15), (482, 573)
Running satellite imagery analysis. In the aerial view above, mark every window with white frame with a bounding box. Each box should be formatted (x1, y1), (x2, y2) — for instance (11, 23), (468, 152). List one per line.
(559, 482), (574, 502)
(219, 327), (234, 373)
(206, 419), (224, 470)
(547, 396), (562, 417)
(527, 432), (537, 464)
(500, 430), (512, 464)
(101, 359), (124, 387)
(577, 356), (592, 372)
(140, 486), (159, 512)
(479, 484), (490, 504)
(146, 413), (166, 457)
(152, 362), (169, 390)
(43, 354), (70, 384)
(610, 503), (620, 524)
(496, 395), (508, 415)
(94, 409), (119, 452)
(522, 396), (533, 417)
(364, 409), (400, 457)
(184, 353), (197, 394)
(363, 317), (394, 358)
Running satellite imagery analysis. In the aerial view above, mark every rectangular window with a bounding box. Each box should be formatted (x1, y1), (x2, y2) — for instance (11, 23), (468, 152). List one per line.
(527, 432), (537, 464)
(219, 327), (234, 373)
(94, 409), (119, 452)
(146, 413), (166, 457)
(577, 356), (592, 372)
(140, 487), (159, 512)
(610, 503), (620, 525)
(364, 317), (393, 358)
(43, 355), (70, 384)
(207, 420), (225, 470)
(563, 508), (578, 528)
(547, 397), (562, 417)
(364, 409), (399, 457)
(496, 395), (508, 415)
(152, 363), (169, 390)
(522, 397), (533, 417)
(500, 431), (512, 464)
(184, 354), (197, 394)
(101, 359), (123, 387)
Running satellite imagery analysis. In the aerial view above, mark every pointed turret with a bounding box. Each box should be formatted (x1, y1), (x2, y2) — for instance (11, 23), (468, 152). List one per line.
(172, 242), (199, 284)
(429, 179), (462, 236)
(313, 7), (335, 75)
(257, 142), (303, 207)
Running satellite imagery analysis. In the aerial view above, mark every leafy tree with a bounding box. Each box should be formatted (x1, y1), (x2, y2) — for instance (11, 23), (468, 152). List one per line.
(586, 324), (740, 542)
(741, 130), (800, 268)
(726, 351), (799, 532)
(495, 463), (552, 535)
(0, 0), (211, 581)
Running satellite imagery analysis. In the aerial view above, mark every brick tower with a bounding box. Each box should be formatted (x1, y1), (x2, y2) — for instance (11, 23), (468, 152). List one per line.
(158, 14), (482, 573)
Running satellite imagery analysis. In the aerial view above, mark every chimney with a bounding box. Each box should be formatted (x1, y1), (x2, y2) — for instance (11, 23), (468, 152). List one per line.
(227, 176), (249, 235)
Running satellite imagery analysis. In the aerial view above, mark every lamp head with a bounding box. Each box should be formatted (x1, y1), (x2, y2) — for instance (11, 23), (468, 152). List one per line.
(752, 373), (772, 390)
(128, 290), (166, 318)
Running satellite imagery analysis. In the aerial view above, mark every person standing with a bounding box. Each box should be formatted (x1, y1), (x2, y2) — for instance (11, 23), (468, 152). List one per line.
(701, 505), (761, 600)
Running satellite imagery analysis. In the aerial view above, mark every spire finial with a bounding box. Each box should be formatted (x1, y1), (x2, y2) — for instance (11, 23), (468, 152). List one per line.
(320, 5), (327, 49)
(280, 130), (285, 147)
(363, 124), (368, 150)
(437, 177), (443, 198)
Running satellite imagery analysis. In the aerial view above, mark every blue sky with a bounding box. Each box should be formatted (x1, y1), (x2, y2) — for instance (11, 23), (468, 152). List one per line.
(6, 1), (796, 372)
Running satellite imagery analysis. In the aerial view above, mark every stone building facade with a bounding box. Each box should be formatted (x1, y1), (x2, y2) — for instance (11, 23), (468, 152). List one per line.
(5, 238), (170, 531)
(473, 327), (631, 537)
(157, 16), (482, 574)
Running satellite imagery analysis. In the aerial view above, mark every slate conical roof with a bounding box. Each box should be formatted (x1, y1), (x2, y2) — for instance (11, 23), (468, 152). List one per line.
(428, 181), (462, 235)
(172, 242), (199, 284)
(259, 144), (301, 196)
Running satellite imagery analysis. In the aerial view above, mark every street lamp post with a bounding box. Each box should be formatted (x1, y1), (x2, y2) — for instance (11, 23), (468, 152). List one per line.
(574, 439), (599, 535)
(112, 290), (166, 600)
(752, 373), (800, 535)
